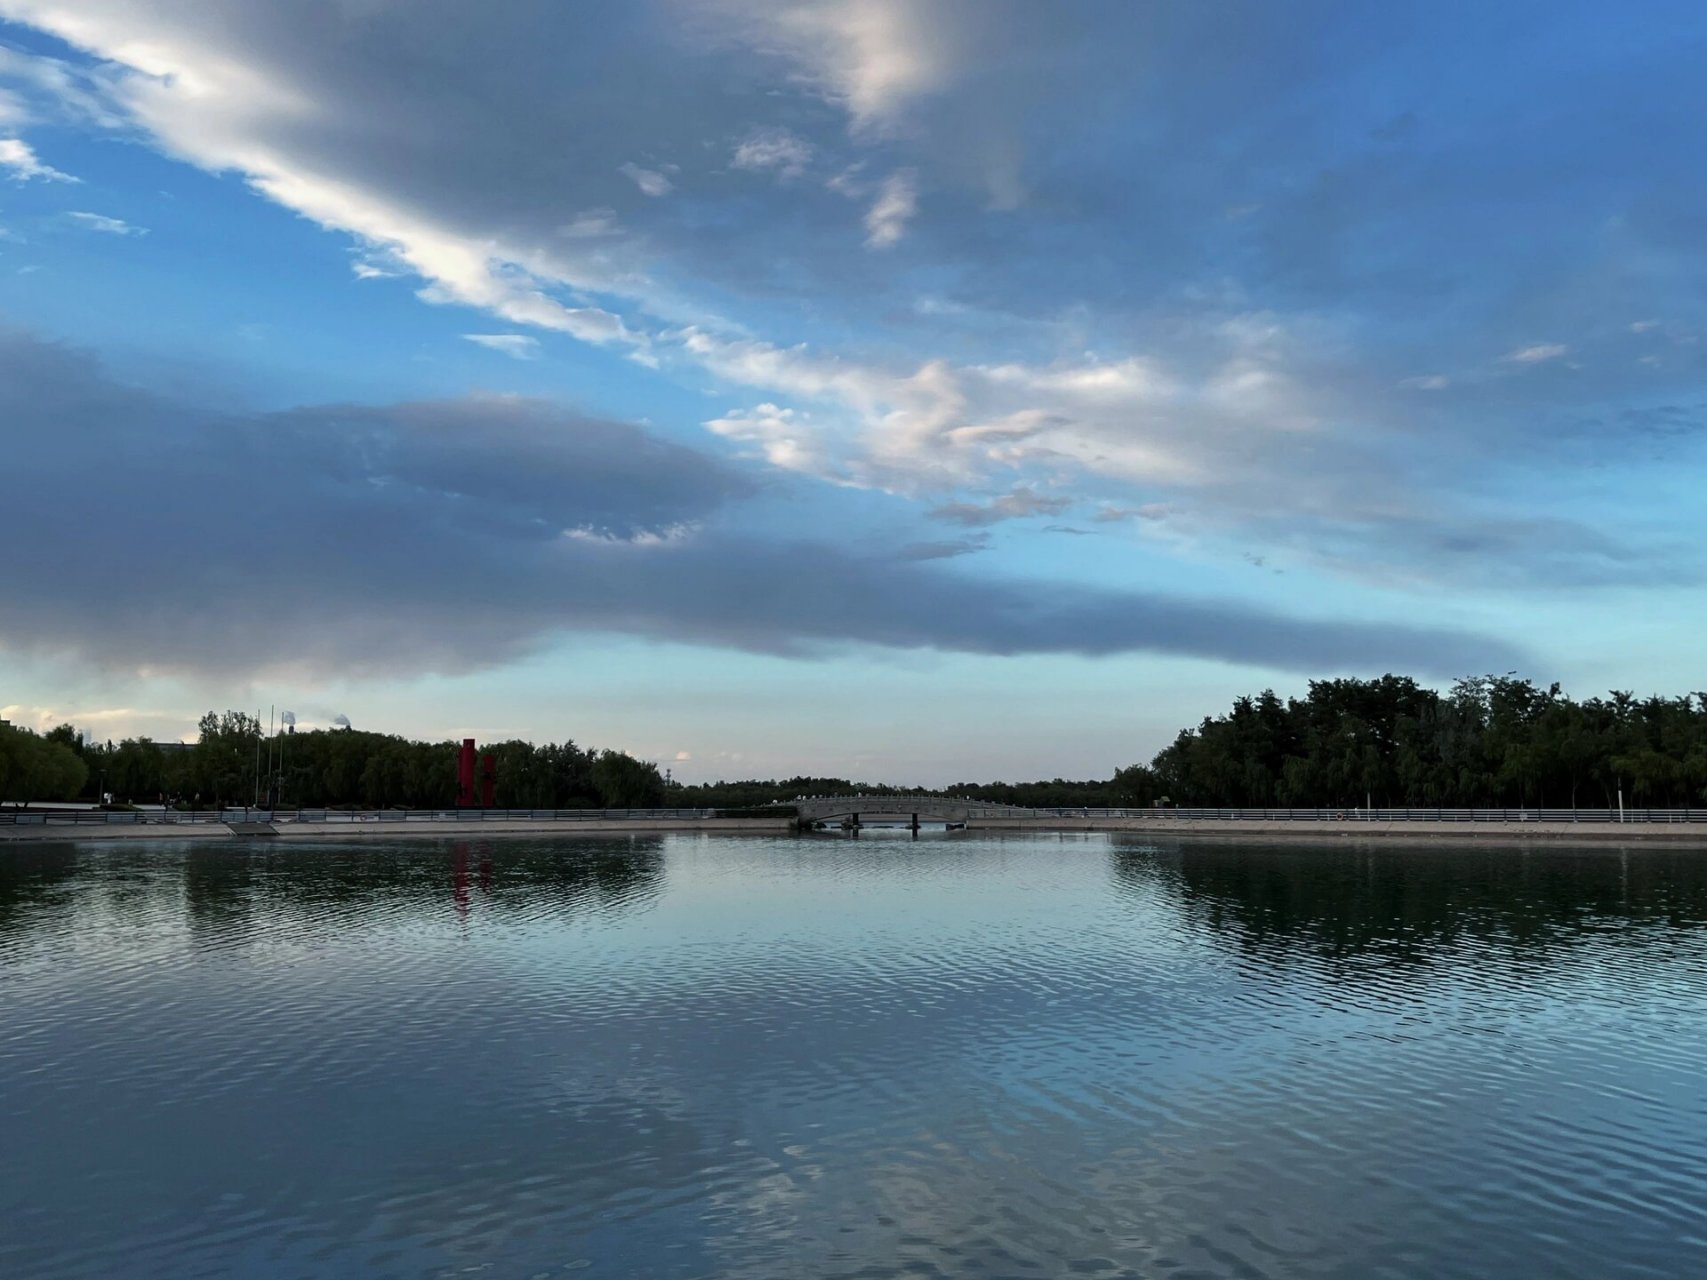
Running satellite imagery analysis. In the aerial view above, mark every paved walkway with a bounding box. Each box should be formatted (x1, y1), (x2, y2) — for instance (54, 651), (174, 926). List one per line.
(0, 817), (794, 843)
(966, 816), (1707, 843)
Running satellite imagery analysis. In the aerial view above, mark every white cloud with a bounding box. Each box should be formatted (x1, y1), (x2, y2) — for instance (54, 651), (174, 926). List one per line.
(685, 322), (1305, 495)
(1630, 319), (1661, 333)
(0, 41), (126, 124)
(1094, 503), (1172, 523)
(247, 163), (636, 344)
(720, 0), (951, 133)
(825, 161), (868, 197)
(1399, 374), (1448, 390)
(351, 252), (403, 279)
(731, 126), (813, 178)
(6, 326), (1519, 679)
(1501, 342), (1567, 364)
(559, 208), (619, 238)
(619, 161), (673, 196)
(1, 701), (188, 743)
(0, 10), (647, 347)
(704, 401), (826, 473)
(0, 0), (1609, 596)
(864, 168), (916, 248)
(0, 333), (1291, 684)
(67, 210), (143, 234)
(0, 136), (77, 181)
(52, 73), (1340, 513)
(463, 333), (540, 359)
(928, 485), (1072, 527)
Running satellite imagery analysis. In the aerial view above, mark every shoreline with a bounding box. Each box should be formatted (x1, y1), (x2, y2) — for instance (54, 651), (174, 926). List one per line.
(970, 817), (1707, 845)
(0, 817), (795, 844)
(5, 814), (1707, 846)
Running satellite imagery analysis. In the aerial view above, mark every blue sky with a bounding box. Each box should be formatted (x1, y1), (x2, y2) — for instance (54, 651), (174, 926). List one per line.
(2, 1), (1704, 783)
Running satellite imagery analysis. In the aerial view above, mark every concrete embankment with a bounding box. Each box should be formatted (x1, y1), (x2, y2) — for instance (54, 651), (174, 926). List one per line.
(965, 817), (1707, 844)
(0, 817), (795, 844)
(8, 815), (1704, 846)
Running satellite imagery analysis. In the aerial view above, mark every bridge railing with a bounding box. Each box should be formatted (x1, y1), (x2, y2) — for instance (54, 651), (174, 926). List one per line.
(787, 796), (1038, 815)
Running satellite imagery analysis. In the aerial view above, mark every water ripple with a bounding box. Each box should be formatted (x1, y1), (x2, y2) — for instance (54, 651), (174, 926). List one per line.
(3, 834), (1707, 1277)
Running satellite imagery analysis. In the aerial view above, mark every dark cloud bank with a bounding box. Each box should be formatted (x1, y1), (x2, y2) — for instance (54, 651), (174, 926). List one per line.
(0, 332), (1521, 680)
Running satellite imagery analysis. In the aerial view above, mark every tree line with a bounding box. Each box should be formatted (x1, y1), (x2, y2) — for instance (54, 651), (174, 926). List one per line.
(0, 722), (89, 805)
(670, 776), (1125, 810)
(10, 712), (669, 810)
(675, 675), (1707, 811)
(9, 674), (1707, 810)
(1113, 674), (1707, 809)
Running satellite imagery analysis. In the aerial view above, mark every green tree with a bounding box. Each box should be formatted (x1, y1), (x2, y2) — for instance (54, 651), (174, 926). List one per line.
(109, 738), (165, 803)
(191, 710), (262, 807)
(591, 750), (664, 808)
(1119, 675), (1707, 810)
(0, 723), (90, 804)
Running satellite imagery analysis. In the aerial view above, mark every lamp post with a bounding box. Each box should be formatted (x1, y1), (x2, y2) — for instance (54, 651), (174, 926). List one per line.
(1345, 723), (1363, 818)
(278, 712), (295, 814)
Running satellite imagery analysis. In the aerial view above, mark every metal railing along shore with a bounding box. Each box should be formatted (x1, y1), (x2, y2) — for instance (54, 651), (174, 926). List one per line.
(4, 805), (1705, 827)
(1026, 806), (1707, 823)
(0, 807), (724, 827)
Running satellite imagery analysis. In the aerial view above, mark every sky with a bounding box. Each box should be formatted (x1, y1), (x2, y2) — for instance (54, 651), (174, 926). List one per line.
(1, 1), (1705, 784)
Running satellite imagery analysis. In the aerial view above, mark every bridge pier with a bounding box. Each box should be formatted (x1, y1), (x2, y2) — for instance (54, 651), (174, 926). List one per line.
(911, 812), (919, 833)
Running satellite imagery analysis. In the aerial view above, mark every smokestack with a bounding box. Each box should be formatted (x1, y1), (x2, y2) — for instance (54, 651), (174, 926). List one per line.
(458, 739), (476, 807)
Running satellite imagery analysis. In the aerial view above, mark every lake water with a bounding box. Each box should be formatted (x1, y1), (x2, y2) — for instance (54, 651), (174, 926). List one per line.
(4, 832), (1707, 1279)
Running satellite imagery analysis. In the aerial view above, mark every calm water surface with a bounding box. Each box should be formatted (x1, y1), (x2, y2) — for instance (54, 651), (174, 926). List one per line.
(4, 832), (1707, 1278)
